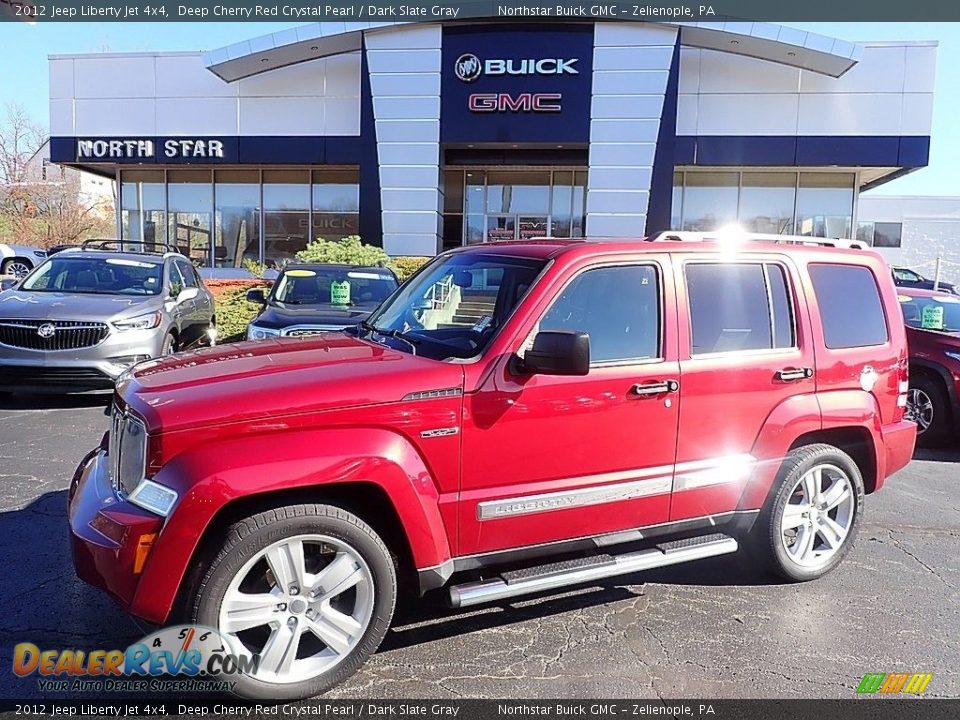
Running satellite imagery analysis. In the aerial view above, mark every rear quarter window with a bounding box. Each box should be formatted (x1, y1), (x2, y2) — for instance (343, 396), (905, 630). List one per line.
(809, 264), (888, 349)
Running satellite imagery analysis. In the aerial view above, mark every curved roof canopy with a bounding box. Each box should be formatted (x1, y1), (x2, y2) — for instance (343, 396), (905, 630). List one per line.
(203, 21), (862, 83)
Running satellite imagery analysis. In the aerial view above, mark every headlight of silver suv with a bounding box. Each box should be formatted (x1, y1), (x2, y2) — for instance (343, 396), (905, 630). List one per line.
(113, 311), (162, 332)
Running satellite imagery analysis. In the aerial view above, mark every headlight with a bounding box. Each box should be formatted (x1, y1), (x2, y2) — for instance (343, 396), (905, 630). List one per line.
(114, 311), (162, 332)
(247, 324), (280, 341)
(116, 414), (148, 496)
(945, 351), (960, 363)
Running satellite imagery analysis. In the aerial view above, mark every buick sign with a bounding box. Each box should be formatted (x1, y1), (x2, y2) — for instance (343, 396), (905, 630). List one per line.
(455, 54), (579, 82)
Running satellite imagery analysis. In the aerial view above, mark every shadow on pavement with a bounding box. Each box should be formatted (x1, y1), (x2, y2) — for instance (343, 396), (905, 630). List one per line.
(913, 447), (960, 463)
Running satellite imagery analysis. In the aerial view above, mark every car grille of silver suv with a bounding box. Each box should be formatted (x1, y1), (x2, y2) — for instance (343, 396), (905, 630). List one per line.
(0, 320), (109, 350)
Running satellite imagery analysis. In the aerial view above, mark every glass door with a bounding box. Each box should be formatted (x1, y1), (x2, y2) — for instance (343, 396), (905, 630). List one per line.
(485, 215), (516, 242)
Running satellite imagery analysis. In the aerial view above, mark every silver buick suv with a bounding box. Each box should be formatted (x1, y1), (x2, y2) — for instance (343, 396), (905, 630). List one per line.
(0, 241), (215, 393)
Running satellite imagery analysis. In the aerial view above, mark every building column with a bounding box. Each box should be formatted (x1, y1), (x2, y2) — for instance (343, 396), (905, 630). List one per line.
(364, 25), (443, 257)
(586, 23), (679, 238)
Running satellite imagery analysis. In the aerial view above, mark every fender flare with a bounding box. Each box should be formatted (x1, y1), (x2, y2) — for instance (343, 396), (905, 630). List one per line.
(130, 427), (452, 623)
(910, 359), (958, 406)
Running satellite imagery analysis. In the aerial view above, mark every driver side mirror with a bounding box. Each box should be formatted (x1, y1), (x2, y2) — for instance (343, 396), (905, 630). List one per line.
(518, 330), (590, 376)
(246, 288), (266, 305)
(176, 287), (200, 302)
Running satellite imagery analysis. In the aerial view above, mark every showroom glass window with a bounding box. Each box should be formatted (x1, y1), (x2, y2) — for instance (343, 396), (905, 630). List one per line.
(312, 168), (360, 242)
(739, 172), (796, 234)
(167, 170), (213, 264)
(796, 173), (854, 238)
(214, 170), (260, 269)
(680, 172), (739, 231)
(263, 170), (310, 268)
(121, 170), (166, 247)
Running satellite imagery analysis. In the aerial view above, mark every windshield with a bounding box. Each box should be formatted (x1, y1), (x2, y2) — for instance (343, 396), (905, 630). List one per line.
(900, 293), (960, 333)
(20, 256), (163, 296)
(272, 268), (397, 307)
(364, 252), (547, 360)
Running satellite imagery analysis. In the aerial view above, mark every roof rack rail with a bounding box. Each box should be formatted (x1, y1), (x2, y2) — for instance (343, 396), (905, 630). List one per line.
(648, 231), (868, 250)
(80, 239), (179, 255)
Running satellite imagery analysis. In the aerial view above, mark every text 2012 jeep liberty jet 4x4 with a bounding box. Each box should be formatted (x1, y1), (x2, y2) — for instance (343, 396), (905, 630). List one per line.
(69, 232), (916, 699)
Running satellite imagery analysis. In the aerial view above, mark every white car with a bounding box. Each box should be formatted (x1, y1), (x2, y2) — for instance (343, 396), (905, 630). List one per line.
(0, 243), (47, 279)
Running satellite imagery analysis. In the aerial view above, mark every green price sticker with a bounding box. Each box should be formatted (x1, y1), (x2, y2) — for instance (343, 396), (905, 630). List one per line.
(330, 280), (351, 305)
(921, 304), (944, 330)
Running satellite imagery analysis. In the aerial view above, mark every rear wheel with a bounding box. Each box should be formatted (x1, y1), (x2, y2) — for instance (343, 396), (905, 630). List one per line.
(907, 374), (951, 447)
(1, 258), (30, 279)
(192, 504), (396, 700)
(751, 444), (863, 582)
(160, 332), (177, 356)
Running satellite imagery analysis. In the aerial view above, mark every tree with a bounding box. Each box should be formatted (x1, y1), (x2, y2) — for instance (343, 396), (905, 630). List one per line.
(0, 102), (114, 248)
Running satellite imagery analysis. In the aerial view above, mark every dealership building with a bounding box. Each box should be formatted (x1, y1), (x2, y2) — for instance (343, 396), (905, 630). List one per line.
(48, 21), (936, 269)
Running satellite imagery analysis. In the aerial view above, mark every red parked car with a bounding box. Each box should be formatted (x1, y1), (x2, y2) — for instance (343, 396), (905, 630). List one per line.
(898, 288), (960, 445)
(69, 234), (916, 699)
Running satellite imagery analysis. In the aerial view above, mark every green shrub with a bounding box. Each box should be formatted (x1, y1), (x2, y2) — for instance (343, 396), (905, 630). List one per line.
(242, 258), (267, 278)
(392, 256), (431, 282)
(214, 285), (268, 341)
(295, 236), (391, 267)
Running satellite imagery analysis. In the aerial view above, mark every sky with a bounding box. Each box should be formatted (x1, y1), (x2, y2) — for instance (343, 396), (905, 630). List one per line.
(3, 20), (958, 197)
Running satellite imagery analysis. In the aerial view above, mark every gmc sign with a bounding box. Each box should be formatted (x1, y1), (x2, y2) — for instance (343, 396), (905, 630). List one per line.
(468, 92), (563, 113)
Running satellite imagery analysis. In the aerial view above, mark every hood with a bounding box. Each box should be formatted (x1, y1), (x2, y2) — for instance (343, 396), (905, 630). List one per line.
(0, 290), (162, 322)
(119, 333), (464, 434)
(253, 302), (377, 330)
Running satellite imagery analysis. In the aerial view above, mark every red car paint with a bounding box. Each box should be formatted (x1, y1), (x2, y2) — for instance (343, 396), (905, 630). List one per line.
(69, 239), (916, 624)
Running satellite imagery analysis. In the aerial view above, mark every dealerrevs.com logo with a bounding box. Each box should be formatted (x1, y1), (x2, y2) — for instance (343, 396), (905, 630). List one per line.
(12, 625), (256, 693)
(454, 53), (579, 82)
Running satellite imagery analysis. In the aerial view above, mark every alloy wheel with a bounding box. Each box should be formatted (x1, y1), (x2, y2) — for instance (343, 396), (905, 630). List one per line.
(905, 388), (934, 435)
(779, 464), (855, 569)
(5, 261), (30, 279)
(218, 534), (375, 685)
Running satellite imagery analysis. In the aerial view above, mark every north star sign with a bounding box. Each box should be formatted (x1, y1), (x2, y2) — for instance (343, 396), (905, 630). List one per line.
(76, 138), (225, 160)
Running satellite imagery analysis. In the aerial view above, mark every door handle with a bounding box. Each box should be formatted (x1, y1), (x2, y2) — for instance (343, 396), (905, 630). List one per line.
(630, 379), (679, 396)
(777, 367), (813, 382)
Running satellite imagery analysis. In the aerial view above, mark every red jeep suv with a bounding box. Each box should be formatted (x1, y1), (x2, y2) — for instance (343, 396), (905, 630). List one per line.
(69, 234), (916, 699)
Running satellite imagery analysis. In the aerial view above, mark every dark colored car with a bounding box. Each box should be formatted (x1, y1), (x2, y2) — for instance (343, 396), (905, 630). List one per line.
(245, 264), (399, 340)
(898, 288), (960, 445)
(892, 266), (957, 294)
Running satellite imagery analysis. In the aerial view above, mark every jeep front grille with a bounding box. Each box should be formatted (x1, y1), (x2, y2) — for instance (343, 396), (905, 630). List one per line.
(0, 320), (109, 350)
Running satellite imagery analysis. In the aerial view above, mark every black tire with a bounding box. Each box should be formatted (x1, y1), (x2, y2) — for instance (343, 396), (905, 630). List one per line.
(910, 373), (952, 447)
(750, 443), (864, 582)
(160, 332), (177, 356)
(191, 504), (396, 701)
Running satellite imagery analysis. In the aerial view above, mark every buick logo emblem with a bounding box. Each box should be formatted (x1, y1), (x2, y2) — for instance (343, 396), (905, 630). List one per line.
(455, 53), (482, 83)
(37, 323), (55, 339)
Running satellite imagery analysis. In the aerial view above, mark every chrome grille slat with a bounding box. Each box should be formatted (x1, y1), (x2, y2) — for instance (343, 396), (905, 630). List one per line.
(0, 319), (109, 350)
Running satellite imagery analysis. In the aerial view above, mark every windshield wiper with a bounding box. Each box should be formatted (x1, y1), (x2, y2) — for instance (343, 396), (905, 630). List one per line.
(360, 320), (419, 355)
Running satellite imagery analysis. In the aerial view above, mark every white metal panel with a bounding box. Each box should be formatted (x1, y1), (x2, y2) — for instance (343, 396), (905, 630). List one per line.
(592, 70), (670, 96)
(800, 45), (906, 94)
(324, 53), (363, 96)
(239, 97), (326, 135)
(365, 24), (439, 50)
(73, 56), (156, 99)
(48, 58), (74, 100)
(900, 94), (935, 136)
(381, 211), (440, 234)
(237, 57), (331, 97)
(381, 188), (442, 212)
(594, 23), (677, 47)
(366, 49), (442, 73)
(369, 72), (441, 97)
(382, 233), (439, 256)
(588, 167), (653, 191)
(594, 46), (676, 71)
(587, 190), (650, 214)
(375, 119), (441, 142)
(676, 94), (698, 135)
(74, 99), (156, 135)
(585, 214), (648, 238)
(588, 142), (658, 168)
(379, 166), (439, 190)
(323, 97), (361, 134)
(797, 93), (903, 135)
(155, 54), (237, 98)
(591, 94), (671, 120)
(678, 48), (700, 94)
(904, 45), (938, 94)
(696, 49), (799, 94)
(376, 142), (440, 166)
(49, 99), (74, 136)
(372, 96), (441, 121)
(590, 119), (660, 143)
(156, 98), (238, 135)
(697, 94), (800, 135)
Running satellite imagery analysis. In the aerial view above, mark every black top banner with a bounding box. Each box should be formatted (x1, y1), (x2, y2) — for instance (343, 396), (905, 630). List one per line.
(2, 0), (960, 22)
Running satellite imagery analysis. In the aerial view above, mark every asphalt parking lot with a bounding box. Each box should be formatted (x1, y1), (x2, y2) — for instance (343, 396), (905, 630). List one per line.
(0, 393), (958, 700)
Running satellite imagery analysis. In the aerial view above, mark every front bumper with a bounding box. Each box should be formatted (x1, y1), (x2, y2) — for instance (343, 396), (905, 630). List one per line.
(0, 327), (165, 391)
(68, 447), (164, 614)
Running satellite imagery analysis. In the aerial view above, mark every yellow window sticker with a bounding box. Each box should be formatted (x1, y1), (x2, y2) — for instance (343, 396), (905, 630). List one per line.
(286, 269), (317, 278)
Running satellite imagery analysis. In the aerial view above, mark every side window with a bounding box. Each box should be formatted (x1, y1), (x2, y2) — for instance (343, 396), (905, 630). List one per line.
(168, 262), (185, 297)
(175, 260), (199, 288)
(809, 264), (888, 349)
(538, 265), (660, 363)
(686, 262), (795, 355)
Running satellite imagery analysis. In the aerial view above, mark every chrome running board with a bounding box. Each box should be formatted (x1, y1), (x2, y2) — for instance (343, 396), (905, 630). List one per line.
(448, 533), (738, 608)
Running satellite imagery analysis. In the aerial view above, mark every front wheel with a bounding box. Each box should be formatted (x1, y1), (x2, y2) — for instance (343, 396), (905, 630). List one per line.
(752, 444), (864, 582)
(192, 504), (396, 700)
(907, 374), (952, 447)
